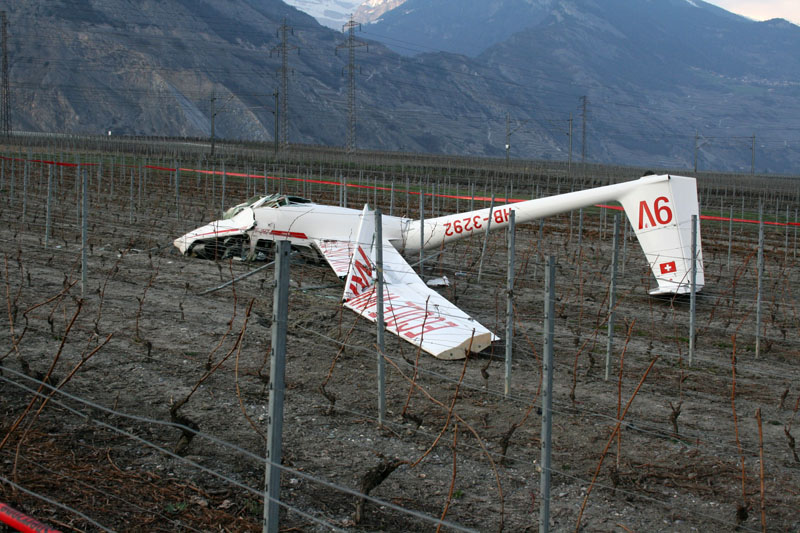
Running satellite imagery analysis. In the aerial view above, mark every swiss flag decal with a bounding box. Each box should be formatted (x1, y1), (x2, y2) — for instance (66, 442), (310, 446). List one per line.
(659, 261), (677, 275)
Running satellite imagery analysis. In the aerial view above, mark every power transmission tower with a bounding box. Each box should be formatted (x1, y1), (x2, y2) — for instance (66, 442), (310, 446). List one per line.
(568, 113), (573, 176)
(693, 130), (710, 173)
(209, 91), (235, 156)
(1, 11), (10, 137)
(580, 96), (588, 163)
(504, 112), (528, 166)
(273, 89), (279, 157)
(210, 92), (216, 156)
(544, 115), (573, 177)
(337, 16), (368, 154)
(271, 20), (297, 152)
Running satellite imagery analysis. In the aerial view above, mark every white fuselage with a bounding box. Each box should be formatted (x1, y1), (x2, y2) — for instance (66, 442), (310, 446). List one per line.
(249, 204), (410, 250)
(243, 177), (651, 252)
(177, 179), (656, 255)
(174, 175), (704, 296)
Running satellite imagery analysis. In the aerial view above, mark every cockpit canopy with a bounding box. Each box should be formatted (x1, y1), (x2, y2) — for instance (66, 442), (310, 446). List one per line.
(222, 194), (313, 219)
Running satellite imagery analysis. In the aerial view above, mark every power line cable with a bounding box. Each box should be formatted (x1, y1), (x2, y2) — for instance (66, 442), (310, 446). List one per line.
(0, 365), (479, 533)
(0, 474), (115, 532)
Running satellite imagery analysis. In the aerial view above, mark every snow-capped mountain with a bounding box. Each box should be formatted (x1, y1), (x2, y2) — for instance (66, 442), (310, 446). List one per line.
(281, 0), (363, 29)
(282, 0), (406, 28)
(362, 0), (556, 56)
(353, 0), (407, 22)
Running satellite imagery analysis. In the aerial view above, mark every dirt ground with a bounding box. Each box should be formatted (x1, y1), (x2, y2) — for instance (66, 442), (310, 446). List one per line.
(2, 159), (800, 532)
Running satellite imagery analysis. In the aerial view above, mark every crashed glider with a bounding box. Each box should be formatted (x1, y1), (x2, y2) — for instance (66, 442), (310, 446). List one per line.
(175, 174), (704, 359)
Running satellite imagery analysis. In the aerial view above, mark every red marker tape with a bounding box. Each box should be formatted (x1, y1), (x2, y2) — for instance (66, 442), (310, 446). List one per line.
(0, 503), (61, 533)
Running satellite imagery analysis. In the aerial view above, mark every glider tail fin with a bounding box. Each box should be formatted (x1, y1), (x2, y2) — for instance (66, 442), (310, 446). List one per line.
(617, 175), (704, 295)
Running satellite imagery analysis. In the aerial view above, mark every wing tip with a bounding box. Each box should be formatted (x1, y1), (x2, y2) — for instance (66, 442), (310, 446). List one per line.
(429, 333), (495, 360)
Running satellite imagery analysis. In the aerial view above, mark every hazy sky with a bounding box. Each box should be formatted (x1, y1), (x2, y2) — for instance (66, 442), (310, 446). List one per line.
(705, 0), (800, 24)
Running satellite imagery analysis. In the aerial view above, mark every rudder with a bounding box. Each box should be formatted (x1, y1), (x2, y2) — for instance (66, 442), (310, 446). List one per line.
(617, 175), (704, 295)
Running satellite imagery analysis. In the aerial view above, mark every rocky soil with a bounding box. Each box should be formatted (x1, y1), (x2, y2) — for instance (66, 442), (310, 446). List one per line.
(1, 159), (799, 532)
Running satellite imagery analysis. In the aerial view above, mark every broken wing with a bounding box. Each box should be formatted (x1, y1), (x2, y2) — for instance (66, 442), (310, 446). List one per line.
(342, 206), (496, 360)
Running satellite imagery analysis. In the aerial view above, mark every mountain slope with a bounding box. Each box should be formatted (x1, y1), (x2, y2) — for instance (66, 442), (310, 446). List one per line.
(5, 0), (800, 172)
(364, 0), (800, 170)
(361, 0), (550, 56)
